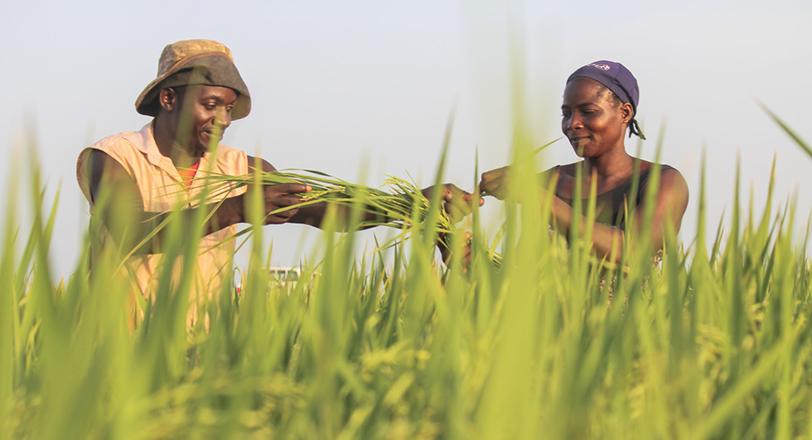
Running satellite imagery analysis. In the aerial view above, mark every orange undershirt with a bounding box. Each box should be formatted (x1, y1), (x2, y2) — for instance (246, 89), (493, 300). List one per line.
(179, 161), (200, 188)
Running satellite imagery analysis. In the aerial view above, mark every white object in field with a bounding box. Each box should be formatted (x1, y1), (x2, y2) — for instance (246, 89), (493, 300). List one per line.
(269, 266), (302, 282)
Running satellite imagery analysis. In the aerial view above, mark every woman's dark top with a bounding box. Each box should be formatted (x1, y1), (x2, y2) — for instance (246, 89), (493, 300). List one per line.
(554, 164), (674, 229)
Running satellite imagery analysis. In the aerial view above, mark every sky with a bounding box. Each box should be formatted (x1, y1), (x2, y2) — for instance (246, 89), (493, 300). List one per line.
(1, 0), (811, 277)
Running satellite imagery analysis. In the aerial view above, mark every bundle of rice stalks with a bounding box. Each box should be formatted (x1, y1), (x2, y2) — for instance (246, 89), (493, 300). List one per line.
(197, 169), (456, 248)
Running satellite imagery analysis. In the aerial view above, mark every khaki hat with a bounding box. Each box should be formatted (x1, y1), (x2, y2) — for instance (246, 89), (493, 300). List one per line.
(135, 39), (251, 120)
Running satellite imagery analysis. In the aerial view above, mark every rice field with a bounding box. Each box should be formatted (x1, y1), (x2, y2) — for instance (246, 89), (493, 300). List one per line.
(0, 114), (810, 439)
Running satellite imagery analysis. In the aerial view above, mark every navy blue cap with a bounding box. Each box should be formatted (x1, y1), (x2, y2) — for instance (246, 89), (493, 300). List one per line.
(567, 60), (645, 139)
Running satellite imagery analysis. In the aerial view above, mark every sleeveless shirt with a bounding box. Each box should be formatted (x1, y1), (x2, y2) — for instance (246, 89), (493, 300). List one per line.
(76, 122), (248, 326)
(555, 164), (674, 229)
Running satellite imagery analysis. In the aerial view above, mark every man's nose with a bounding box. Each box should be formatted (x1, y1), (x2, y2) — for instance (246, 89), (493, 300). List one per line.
(215, 108), (231, 130)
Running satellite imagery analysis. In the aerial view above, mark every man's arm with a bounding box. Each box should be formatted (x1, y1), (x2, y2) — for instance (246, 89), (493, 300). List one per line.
(245, 157), (335, 228)
(84, 150), (307, 254)
(248, 158), (479, 230)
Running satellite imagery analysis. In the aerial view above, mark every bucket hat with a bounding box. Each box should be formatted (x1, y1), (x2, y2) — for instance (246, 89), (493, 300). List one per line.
(135, 39), (251, 119)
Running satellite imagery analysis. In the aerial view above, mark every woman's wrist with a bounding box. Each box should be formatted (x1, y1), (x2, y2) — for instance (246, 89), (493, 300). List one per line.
(550, 196), (573, 234)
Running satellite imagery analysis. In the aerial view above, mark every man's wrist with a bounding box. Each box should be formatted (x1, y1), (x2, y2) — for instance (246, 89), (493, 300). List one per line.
(225, 195), (246, 224)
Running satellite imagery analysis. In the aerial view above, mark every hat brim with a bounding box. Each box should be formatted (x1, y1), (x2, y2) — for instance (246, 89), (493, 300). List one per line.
(135, 53), (251, 120)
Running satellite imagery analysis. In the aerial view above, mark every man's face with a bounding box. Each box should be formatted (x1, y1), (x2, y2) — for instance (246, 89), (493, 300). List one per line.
(171, 85), (238, 155)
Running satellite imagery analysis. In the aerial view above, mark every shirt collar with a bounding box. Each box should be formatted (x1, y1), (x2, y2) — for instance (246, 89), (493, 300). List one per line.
(135, 121), (166, 168)
(130, 121), (213, 176)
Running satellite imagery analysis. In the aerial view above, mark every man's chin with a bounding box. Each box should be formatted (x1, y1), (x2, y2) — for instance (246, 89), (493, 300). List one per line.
(199, 135), (221, 150)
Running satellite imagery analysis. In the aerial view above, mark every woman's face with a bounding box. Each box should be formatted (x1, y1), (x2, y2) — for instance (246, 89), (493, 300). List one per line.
(561, 78), (631, 158)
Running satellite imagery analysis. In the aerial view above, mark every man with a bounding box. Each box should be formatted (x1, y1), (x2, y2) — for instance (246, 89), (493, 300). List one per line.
(77, 39), (474, 325)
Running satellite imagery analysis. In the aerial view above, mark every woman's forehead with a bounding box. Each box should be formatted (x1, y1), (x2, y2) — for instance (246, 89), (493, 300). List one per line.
(562, 78), (609, 105)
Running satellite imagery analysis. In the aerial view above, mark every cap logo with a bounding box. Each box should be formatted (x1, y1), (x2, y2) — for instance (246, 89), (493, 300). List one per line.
(589, 63), (611, 71)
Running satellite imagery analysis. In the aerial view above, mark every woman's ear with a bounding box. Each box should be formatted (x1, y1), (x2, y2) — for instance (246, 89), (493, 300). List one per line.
(159, 88), (178, 112)
(620, 102), (634, 125)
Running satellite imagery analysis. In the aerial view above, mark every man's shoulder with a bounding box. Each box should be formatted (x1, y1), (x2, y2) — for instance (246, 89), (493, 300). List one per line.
(85, 130), (142, 154)
(212, 143), (249, 162)
(214, 143), (246, 155)
(209, 143), (250, 175)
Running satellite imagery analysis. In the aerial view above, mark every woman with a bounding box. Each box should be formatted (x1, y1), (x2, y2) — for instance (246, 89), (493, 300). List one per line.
(479, 60), (689, 262)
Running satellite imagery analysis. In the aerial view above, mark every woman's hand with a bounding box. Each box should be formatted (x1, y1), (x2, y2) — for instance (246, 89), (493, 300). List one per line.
(479, 166), (510, 200)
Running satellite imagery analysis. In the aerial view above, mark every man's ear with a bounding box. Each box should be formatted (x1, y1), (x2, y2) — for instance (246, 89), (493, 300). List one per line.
(159, 88), (178, 112)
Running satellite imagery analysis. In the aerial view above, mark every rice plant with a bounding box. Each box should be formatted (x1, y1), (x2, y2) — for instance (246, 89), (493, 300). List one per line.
(198, 168), (456, 247)
(0, 112), (810, 439)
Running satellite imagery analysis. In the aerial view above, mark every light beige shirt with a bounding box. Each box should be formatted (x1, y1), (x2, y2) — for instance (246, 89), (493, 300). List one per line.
(77, 122), (248, 326)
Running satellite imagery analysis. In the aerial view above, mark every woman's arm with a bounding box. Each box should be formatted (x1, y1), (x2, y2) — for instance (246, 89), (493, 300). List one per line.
(548, 169), (689, 262)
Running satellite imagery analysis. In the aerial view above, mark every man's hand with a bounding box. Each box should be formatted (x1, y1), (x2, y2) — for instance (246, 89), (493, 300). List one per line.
(245, 182), (311, 224)
(421, 183), (483, 223)
(438, 230), (473, 270)
(479, 166), (509, 200)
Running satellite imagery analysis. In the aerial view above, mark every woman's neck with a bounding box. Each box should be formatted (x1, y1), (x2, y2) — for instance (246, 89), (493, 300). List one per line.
(583, 146), (634, 180)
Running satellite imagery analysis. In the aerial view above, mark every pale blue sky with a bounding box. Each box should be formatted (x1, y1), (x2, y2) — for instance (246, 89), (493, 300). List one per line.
(2, 0), (810, 276)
